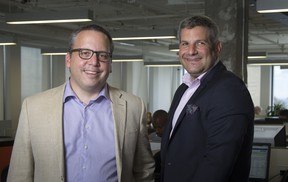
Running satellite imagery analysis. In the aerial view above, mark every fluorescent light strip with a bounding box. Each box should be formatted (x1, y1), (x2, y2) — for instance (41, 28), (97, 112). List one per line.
(112, 59), (143, 62)
(42, 52), (67, 56)
(145, 64), (182, 67)
(248, 63), (288, 66)
(6, 10), (93, 25)
(248, 60), (288, 66)
(0, 43), (16, 46)
(7, 19), (92, 24)
(247, 56), (267, 59)
(168, 44), (179, 52)
(0, 36), (17, 45)
(112, 29), (176, 41)
(248, 52), (267, 59)
(256, 0), (288, 13)
(112, 55), (143, 62)
(144, 61), (182, 67)
(169, 48), (179, 52)
(41, 48), (67, 56)
(257, 9), (288, 13)
(113, 36), (176, 41)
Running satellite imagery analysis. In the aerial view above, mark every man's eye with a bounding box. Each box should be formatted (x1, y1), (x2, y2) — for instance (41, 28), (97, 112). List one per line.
(81, 51), (91, 56)
(196, 41), (207, 47)
(180, 42), (188, 47)
(99, 53), (108, 59)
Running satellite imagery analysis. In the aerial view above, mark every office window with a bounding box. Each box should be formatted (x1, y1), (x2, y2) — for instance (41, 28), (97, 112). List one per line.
(273, 66), (288, 108)
(247, 66), (262, 106)
(21, 47), (43, 101)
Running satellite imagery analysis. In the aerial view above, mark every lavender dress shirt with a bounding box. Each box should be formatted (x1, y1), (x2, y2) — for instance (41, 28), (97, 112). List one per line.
(63, 81), (117, 182)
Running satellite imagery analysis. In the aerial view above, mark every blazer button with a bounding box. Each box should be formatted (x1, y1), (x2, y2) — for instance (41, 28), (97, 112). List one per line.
(167, 162), (172, 166)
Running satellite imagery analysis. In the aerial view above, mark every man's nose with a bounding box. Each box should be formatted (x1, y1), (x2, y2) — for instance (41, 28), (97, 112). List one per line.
(188, 44), (198, 54)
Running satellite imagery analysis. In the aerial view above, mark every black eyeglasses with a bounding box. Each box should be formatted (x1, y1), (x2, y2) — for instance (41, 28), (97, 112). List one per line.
(70, 48), (112, 62)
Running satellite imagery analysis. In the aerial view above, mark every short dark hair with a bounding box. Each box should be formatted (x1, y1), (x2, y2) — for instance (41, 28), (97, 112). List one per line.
(279, 109), (288, 117)
(68, 24), (114, 54)
(178, 15), (220, 49)
(152, 109), (168, 127)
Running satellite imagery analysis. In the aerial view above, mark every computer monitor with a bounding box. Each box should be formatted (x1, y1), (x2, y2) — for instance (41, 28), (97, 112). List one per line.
(249, 143), (271, 182)
(253, 124), (286, 147)
(254, 117), (288, 125)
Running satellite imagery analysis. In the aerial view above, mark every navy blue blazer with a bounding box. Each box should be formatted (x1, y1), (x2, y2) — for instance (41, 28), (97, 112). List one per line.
(161, 61), (254, 182)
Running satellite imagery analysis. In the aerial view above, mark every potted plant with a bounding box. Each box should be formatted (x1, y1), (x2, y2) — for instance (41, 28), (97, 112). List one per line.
(266, 102), (286, 116)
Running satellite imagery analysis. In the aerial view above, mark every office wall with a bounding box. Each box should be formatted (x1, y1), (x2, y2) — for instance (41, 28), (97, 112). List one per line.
(125, 61), (148, 107)
(107, 62), (123, 89)
(147, 67), (181, 113)
(0, 46), (21, 137)
(108, 61), (181, 113)
(21, 47), (44, 101)
(248, 66), (261, 106)
(0, 47), (3, 120)
(21, 48), (66, 102)
(261, 66), (272, 110)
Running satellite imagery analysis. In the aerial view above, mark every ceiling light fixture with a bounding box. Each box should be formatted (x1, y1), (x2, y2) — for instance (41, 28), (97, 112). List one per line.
(6, 10), (93, 24)
(267, 52), (288, 58)
(248, 60), (288, 66)
(144, 61), (182, 67)
(112, 55), (144, 62)
(248, 52), (267, 59)
(0, 36), (17, 45)
(112, 30), (176, 41)
(168, 44), (179, 52)
(256, 0), (288, 13)
(41, 48), (67, 55)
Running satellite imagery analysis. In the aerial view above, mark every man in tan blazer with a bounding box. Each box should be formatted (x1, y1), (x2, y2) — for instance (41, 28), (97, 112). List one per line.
(7, 24), (154, 182)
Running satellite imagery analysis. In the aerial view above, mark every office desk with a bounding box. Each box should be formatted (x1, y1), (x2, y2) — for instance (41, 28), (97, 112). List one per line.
(269, 147), (288, 182)
(0, 137), (13, 181)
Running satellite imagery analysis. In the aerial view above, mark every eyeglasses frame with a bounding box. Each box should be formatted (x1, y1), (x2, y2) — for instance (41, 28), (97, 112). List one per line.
(69, 48), (112, 63)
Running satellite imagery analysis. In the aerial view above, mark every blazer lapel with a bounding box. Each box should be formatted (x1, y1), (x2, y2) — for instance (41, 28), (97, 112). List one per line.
(162, 84), (188, 146)
(43, 84), (66, 178)
(168, 83), (188, 118)
(168, 62), (227, 139)
(189, 61), (227, 102)
(108, 85), (126, 180)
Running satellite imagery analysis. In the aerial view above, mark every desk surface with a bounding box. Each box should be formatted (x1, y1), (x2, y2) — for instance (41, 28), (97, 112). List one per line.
(0, 137), (14, 147)
(269, 147), (288, 182)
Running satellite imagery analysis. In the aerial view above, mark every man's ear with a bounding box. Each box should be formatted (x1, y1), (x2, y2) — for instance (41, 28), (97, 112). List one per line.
(65, 53), (71, 68)
(110, 62), (112, 73)
(216, 41), (222, 56)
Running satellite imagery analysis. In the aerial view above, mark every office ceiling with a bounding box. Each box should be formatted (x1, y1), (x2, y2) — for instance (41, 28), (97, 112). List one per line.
(0, 0), (288, 61)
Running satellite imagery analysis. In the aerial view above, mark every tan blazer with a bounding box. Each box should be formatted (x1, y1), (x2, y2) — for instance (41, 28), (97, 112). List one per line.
(7, 84), (155, 182)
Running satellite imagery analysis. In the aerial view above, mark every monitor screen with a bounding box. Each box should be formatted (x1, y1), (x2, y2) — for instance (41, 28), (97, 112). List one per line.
(249, 143), (271, 182)
(254, 117), (288, 125)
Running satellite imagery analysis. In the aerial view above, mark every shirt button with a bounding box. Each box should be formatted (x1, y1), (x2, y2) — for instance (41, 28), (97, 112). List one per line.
(84, 145), (88, 149)
(82, 166), (86, 169)
(167, 162), (172, 166)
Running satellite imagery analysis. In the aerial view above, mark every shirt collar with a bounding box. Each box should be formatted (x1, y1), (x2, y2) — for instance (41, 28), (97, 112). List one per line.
(182, 72), (205, 87)
(63, 79), (111, 103)
(182, 59), (219, 87)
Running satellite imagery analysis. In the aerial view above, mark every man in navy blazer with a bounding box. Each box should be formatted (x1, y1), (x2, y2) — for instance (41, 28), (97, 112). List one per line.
(160, 16), (254, 182)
